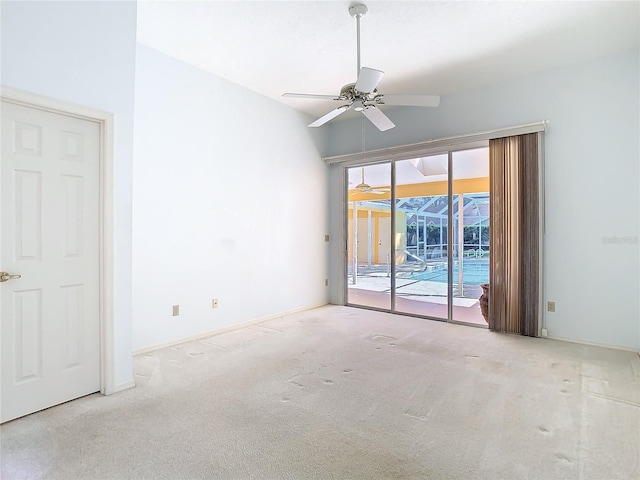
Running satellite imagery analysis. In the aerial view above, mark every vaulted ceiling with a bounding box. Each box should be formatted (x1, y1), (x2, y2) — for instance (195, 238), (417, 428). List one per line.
(137, 1), (639, 120)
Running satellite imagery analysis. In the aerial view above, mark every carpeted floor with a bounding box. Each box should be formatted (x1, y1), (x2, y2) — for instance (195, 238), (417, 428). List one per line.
(1, 305), (639, 479)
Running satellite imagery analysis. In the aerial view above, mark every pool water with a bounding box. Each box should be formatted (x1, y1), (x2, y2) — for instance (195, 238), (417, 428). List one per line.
(411, 261), (489, 285)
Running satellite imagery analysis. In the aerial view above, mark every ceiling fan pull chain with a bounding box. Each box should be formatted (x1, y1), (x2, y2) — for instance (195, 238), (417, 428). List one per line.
(362, 115), (365, 159)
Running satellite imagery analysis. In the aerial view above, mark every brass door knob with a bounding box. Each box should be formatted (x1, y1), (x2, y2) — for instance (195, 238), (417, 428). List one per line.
(0, 272), (22, 282)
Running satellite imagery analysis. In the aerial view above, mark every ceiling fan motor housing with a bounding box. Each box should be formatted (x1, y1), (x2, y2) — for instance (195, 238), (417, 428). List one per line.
(339, 84), (379, 106)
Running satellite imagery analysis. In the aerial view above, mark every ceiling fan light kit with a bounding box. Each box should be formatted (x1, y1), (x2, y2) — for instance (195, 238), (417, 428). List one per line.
(283, 3), (440, 131)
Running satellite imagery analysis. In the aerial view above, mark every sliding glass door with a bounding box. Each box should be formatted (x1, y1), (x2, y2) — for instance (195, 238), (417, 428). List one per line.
(346, 163), (392, 310)
(451, 149), (490, 325)
(393, 155), (449, 319)
(345, 147), (490, 326)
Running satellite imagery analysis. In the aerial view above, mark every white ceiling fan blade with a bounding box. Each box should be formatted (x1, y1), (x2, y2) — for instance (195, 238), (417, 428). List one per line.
(369, 190), (388, 195)
(283, 93), (340, 100)
(380, 94), (441, 107)
(308, 105), (349, 127)
(363, 106), (395, 131)
(355, 67), (384, 94)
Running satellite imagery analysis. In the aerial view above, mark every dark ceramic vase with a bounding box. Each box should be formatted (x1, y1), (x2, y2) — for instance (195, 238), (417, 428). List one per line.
(479, 283), (490, 324)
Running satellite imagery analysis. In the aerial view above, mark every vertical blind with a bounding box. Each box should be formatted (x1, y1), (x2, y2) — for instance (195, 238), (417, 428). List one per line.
(489, 133), (540, 336)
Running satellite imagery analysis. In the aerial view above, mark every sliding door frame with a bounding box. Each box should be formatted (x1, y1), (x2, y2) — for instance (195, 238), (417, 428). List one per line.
(390, 160), (397, 312)
(447, 151), (454, 323)
(344, 160), (395, 314)
(344, 147), (489, 325)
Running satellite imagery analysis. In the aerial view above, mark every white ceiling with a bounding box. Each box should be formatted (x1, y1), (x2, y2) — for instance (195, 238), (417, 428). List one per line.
(137, 1), (639, 120)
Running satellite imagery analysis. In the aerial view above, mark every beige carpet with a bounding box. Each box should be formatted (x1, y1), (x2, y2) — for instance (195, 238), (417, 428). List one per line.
(1, 305), (639, 479)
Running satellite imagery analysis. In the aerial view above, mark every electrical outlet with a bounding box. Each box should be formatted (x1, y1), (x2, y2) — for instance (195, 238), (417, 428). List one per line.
(547, 301), (555, 312)
(324, 279), (329, 287)
(172, 305), (179, 316)
(212, 298), (219, 309)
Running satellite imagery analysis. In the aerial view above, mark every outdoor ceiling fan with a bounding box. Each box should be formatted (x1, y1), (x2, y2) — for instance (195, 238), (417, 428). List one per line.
(354, 167), (390, 195)
(283, 3), (440, 131)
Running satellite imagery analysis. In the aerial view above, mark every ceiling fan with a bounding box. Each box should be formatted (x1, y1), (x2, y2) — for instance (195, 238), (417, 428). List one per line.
(283, 3), (440, 131)
(354, 167), (390, 195)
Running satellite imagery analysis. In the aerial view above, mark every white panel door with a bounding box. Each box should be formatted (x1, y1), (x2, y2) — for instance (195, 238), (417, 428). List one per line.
(1, 100), (100, 423)
(378, 217), (391, 265)
(356, 218), (369, 263)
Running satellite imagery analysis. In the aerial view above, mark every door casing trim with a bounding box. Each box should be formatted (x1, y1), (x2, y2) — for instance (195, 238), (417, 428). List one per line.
(1, 87), (116, 395)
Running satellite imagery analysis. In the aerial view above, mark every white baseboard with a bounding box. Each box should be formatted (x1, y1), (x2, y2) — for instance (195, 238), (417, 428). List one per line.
(132, 303), (329, 356)
(544, 334), (639, 353)
(103, 380), (136, 396)
(112, 380), (136, 394)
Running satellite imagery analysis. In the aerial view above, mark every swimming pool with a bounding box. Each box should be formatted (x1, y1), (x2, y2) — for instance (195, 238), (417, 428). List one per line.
(411, 261), (489, 285)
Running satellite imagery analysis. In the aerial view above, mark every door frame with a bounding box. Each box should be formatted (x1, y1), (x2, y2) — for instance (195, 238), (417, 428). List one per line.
(1, 87), (116, 395)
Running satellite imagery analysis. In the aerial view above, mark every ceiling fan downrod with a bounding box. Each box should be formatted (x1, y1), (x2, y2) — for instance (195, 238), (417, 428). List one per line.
(349, 4), (368, 77)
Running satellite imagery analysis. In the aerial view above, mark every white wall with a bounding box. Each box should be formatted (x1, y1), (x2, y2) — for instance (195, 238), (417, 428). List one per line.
(326, 50), (640, 350)
(132, 45), (328, 351)
(1, 1), (137, 388)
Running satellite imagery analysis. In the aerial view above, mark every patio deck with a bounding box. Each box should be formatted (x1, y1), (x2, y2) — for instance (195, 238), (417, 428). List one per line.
(347, 261), (488, 327)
